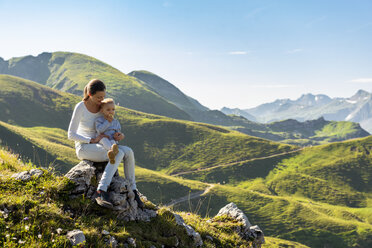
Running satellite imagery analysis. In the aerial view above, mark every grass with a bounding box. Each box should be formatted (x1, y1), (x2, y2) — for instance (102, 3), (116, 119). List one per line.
(0, 148), (307, 247)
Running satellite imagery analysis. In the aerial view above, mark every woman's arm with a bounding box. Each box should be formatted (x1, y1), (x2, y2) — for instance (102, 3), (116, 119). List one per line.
(68, 102), (92, 144)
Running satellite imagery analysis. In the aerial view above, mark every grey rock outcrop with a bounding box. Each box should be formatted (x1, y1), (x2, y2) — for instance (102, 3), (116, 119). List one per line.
(66, 229), (85, 246)
(64, 160), (156, 222)
(11, 169), (44, 181)
(216, 203), (265, 248)
(173, 213), (203, 247)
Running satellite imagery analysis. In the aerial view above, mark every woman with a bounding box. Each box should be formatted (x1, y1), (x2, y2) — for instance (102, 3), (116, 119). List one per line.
(68, 79), (144, 209)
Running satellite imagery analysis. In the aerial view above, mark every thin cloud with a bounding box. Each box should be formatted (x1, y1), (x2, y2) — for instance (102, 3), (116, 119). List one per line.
(249, 84), (297, 88)
(228, 51), (249, 55)
(286, 48), (303, 54)
(350, 78), (372, 83)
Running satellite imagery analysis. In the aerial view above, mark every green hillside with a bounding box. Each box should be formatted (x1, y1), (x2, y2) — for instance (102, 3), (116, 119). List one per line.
(231, 117), (369, 146)
(1, 148), (310, 248)
(0, 74), (295, 175)
(1, 52), (191, 120)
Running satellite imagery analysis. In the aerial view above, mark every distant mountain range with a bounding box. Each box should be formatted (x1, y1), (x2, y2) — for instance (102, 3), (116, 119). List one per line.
(222, 90), (372, 133)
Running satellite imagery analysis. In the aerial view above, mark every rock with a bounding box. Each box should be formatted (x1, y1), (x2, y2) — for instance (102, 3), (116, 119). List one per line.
(30, 169), (44, 178)
(216, 202), (251, 228)
(250, 225), (265, 248)
(66, 229), (85, 246)
(216, 203), (265, 247)
(64, 160), (96, 194)
(11, 169), (44, 181)
(65, 160), (157, 222)
(173, 213), (203, 247)
(102, 230), (110, 235)
(127, 237), (136, 247)
(106, 236), (118, 248)
(56, 228), (63, 235)
(11, 171), (31, 181)
(0, 208), (9, 219)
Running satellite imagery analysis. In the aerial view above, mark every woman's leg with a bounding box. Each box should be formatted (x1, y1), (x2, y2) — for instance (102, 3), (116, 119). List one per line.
(118, 146), (137, 190)
(99, 138), (113, 151)
(97, 149), (124, 192)
(76, 143), (108, 162)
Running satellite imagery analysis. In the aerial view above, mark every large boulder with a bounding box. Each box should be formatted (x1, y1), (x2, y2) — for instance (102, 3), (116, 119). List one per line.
(174, 213), (203, 247)
(216, 203), (265, 248)
(65, 160), (156, 222)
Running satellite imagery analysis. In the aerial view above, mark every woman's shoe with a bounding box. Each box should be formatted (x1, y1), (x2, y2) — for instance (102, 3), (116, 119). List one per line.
(95, 191), (113, 208)
(133, 190), (145, 210)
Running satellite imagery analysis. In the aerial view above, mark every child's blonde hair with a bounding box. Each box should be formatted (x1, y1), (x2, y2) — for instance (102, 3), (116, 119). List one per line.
(100, 98), (115, 109)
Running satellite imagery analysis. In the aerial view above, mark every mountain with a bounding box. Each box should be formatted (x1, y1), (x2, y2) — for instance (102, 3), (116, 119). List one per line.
(230, 117), (370, 146)
(128, 70), (208, 113)
(222, 91), (372, 133)
(128, 70), (369, 144)
(0, 52), (191, 120)
(128, 70), (261, 126)
(220, 107), (257, 122)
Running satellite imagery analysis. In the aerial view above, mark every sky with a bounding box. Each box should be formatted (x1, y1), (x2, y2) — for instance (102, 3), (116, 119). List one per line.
(1, 0), (372, 109)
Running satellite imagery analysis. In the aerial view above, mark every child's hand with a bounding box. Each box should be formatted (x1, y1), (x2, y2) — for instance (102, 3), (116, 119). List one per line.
(104, 113), (114, 122)
(114, 132), (124, 141)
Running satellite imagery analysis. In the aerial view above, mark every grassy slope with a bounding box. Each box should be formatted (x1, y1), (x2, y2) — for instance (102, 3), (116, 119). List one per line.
(0, 148), (307, 248)
(0, 74), (295, 175)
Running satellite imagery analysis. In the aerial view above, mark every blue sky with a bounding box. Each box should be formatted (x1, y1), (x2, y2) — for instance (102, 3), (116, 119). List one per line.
(1, 0), (372, 109)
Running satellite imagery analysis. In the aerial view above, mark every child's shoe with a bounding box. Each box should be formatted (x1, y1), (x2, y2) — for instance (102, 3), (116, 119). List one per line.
(108, 144), (119, 164)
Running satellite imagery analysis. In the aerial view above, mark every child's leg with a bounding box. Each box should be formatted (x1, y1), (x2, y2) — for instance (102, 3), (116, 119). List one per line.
(99, 138), (113, 151)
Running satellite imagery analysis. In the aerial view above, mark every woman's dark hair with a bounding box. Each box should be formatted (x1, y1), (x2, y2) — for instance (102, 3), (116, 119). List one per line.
(83, 79), (106, 101)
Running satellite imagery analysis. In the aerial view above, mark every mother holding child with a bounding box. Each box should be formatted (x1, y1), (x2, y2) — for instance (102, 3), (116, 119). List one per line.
(68, 79), (144, 209)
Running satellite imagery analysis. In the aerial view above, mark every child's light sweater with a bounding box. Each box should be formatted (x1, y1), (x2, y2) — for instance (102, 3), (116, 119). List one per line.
(95, 116), (122, 140)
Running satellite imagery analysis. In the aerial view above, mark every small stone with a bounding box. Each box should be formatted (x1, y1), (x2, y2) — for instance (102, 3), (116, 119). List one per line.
(107, 236), (118, 248)
(102, 230), (110, 235)
(38, 234), (42, 239)
(11, 171), (31, 181)
(56, 228), (63, 234)
(127, 237), (136, 247)
(18, 240), (26, 244)
(66, 229), (85, 246)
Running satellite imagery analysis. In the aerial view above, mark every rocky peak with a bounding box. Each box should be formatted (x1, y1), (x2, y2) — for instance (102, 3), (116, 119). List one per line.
(349, 89), (371, 101)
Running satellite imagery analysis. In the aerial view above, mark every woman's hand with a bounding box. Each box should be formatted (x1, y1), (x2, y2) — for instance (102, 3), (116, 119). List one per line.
(90, 134), (109, 143)
(113, 132), (124, 141)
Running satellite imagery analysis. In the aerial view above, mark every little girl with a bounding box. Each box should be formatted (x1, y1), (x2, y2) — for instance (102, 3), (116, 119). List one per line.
(95, 98), (124, 164)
